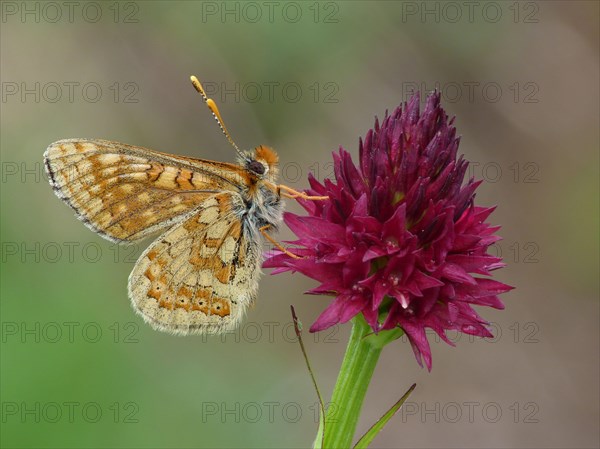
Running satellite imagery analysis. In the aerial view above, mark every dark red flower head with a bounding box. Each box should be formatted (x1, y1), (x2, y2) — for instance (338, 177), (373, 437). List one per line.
(264, 91), (513, 370)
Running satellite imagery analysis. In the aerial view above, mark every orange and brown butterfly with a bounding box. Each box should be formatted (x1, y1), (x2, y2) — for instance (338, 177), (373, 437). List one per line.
(43, 76), (326, 335)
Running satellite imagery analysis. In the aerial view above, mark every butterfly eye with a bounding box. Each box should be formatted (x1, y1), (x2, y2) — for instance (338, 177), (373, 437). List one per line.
(247, 160), (266, 175)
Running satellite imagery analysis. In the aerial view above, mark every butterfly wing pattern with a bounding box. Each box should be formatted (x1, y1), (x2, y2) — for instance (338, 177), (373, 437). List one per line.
(128, 192), (261, 334)
(44, 139), (249, 242)
(44, 138), (283, 334)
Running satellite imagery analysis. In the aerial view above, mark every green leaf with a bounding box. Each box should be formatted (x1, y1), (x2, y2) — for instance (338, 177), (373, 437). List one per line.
(313, 409), (325, 449)
(353, 383), (417, 449)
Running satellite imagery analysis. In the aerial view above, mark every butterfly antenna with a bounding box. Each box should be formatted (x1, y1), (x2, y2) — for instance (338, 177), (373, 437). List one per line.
(190, 75), (247, 161)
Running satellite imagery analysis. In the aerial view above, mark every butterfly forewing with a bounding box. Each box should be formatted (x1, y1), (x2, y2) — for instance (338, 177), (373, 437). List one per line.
(128, 192), (261, 334)
(44, 139), (249, 242)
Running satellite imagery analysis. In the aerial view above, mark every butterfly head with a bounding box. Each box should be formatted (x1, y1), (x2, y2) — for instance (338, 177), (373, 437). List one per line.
(242, 145), (279, 182)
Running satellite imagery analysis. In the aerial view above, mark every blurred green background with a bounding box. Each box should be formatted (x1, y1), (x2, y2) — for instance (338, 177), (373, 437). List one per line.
(1, 1), (598, 448)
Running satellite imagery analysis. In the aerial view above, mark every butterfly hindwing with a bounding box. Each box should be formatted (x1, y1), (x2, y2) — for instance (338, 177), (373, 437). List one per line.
(128, 192), (261, 334)
(44, 139), (249, 242)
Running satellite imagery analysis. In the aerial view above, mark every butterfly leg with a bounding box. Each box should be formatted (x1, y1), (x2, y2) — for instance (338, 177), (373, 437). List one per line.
(278, 184), (329, 201)
(259, 225), (301, 259)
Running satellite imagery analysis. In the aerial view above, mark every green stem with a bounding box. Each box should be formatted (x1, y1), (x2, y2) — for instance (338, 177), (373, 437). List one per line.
(323, 316), (383, 449)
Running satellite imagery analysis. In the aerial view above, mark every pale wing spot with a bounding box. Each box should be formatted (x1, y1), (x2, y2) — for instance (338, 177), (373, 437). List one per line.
(205, 271), (230, 291)
(80, 142), (99, 152)
(101, 166), (118, 177)
(127, 172), (149, 182)
(207, 221), (229, 239)
(155, 173), (177, 188)
(198, 270), (214, 287)
(211, 280), (231, 298)
(192, 172), (213, 188)
(202, 196), (219, 208)
(98, 153), (122, 165)
(163, 226), (188, 245)
(169, 257), (190, 284)
(121, 156), (147, 164)
(77, 159), (92, 173)
(200, 245), (218, 257)
(171, 204), (190, 214)
(170, 236), (193, 256)
(199, 206), (219, 224)
(183, 271), (198, 285)
(219, 236), (237, 263)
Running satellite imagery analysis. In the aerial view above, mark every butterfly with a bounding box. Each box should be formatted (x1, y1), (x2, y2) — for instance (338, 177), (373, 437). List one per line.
(44, 76), (325, 335)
